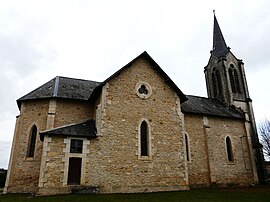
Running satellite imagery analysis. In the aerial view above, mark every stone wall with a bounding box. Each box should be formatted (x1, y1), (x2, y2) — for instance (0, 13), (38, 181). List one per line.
(38, 136), (67, 195)
(38, 99), (95, 195)
(5, 98), (94, 194)
(184, 115), (210, 187)
(83, 57), (189, 193)
(5, 100), (49, 193)
(185, 114), (255, 187)
(54, 99), (94, 127)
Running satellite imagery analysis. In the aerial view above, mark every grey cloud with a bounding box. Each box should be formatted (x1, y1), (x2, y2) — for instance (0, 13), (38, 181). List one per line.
(0, 20), (56, 77)
(0, 11), (57, 115)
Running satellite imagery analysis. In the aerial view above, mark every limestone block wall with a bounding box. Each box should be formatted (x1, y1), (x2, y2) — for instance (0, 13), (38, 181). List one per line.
(38, 135), (93, 195)
(37, 99), (95, 195)
(38, 136), (66, 195)
(43, 136), (65, 187)
(54, 99), (94, 127)
(185, 114), (255, 187)
(84, 57), (188, 193)
(184, 115), (210, 187)
(5, 97), (95, 194)
(5, 100), (49, 193)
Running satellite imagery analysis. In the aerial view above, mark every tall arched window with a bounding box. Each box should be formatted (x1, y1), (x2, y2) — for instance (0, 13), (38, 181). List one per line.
(234, 69), (241, 93)
(212, 72), (218, 97)
(140, 121), (149, 156)
(226, 136), (234, 162)
(229, 68), (236, 93)
(28, 125), (37, 157)
(216, 70), (223, 95)
(212, 68), (223, 101)
(229, 65), (241, 94)
(185, 134), (190, 161)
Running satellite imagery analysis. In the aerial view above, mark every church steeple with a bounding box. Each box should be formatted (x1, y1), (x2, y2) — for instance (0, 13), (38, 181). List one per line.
(205, 13), (249, 105)
(212, 14), (229, 57)
(204, 13), (266, 184)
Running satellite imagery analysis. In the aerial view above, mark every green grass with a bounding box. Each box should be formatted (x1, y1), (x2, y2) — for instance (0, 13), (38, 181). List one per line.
(1, 186), (270, 202)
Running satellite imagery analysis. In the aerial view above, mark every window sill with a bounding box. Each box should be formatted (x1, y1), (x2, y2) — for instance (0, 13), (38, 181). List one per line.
(24, 157), (36, 161)
(138, 155), (152, 161)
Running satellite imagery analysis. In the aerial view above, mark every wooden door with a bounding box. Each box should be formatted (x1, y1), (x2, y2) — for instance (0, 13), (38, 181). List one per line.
(67, 157), (82, 185)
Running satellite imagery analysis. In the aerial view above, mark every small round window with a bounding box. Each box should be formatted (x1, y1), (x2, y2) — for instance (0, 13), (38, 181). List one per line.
(136, 82), (152, 99)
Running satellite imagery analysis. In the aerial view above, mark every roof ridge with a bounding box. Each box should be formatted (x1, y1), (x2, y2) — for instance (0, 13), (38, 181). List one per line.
(53, 76), (60, 97)
(186, 95), (208, 99)
(58, 76), (101, 83)
(186, 95), (219, 100)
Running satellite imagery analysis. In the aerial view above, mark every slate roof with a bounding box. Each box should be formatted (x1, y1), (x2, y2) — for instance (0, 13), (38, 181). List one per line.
(212, 14), (229, 57)
(17, 76), (100, 109)
(181, 95), (244, 119)
(17, 52), (188, 109)
(39, 120), (97, 139)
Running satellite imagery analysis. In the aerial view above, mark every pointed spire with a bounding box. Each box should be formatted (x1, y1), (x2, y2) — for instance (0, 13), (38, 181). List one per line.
(212, 13), (229, 57)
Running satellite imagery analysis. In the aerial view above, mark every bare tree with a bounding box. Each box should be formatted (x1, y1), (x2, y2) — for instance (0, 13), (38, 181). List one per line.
(258, 119), (270, 159)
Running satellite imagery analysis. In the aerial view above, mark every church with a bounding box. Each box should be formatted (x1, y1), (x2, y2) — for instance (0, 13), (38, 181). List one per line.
(4, 15), (265, 195)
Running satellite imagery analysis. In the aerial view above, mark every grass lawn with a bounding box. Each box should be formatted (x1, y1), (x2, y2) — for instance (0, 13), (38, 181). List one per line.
(0, 186), (270, 202)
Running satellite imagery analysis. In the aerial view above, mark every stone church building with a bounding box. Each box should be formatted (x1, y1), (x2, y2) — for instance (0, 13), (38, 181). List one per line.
(4, 15), (265, 195)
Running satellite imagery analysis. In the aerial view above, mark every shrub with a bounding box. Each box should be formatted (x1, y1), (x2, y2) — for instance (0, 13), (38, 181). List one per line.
(0, 169), (7, 188)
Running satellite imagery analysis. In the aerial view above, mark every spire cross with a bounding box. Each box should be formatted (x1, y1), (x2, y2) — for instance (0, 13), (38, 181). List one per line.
(213, 10), (215, 15)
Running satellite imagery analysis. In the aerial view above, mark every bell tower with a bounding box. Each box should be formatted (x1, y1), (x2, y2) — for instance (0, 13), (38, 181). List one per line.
(204, 13), (266, 183)
(204, 14), (250, 105)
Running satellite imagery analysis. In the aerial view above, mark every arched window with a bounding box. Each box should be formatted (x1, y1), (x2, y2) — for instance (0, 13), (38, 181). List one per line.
(226, 136), (234, 162)
(234, 69), (241, 93)
(229, 65), (241, 94)
(216, 70), (223, 97)
(212, 68), (223, 101)
(212, 72), (218, 97)
(229, 68), (236, 93)
(185, 134), (190, 161)
(140, 121), (149, 156)
(27, 125), (37, 157)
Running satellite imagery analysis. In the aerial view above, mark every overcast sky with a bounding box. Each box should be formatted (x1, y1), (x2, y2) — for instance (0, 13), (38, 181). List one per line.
(1, 0), (270, 169)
